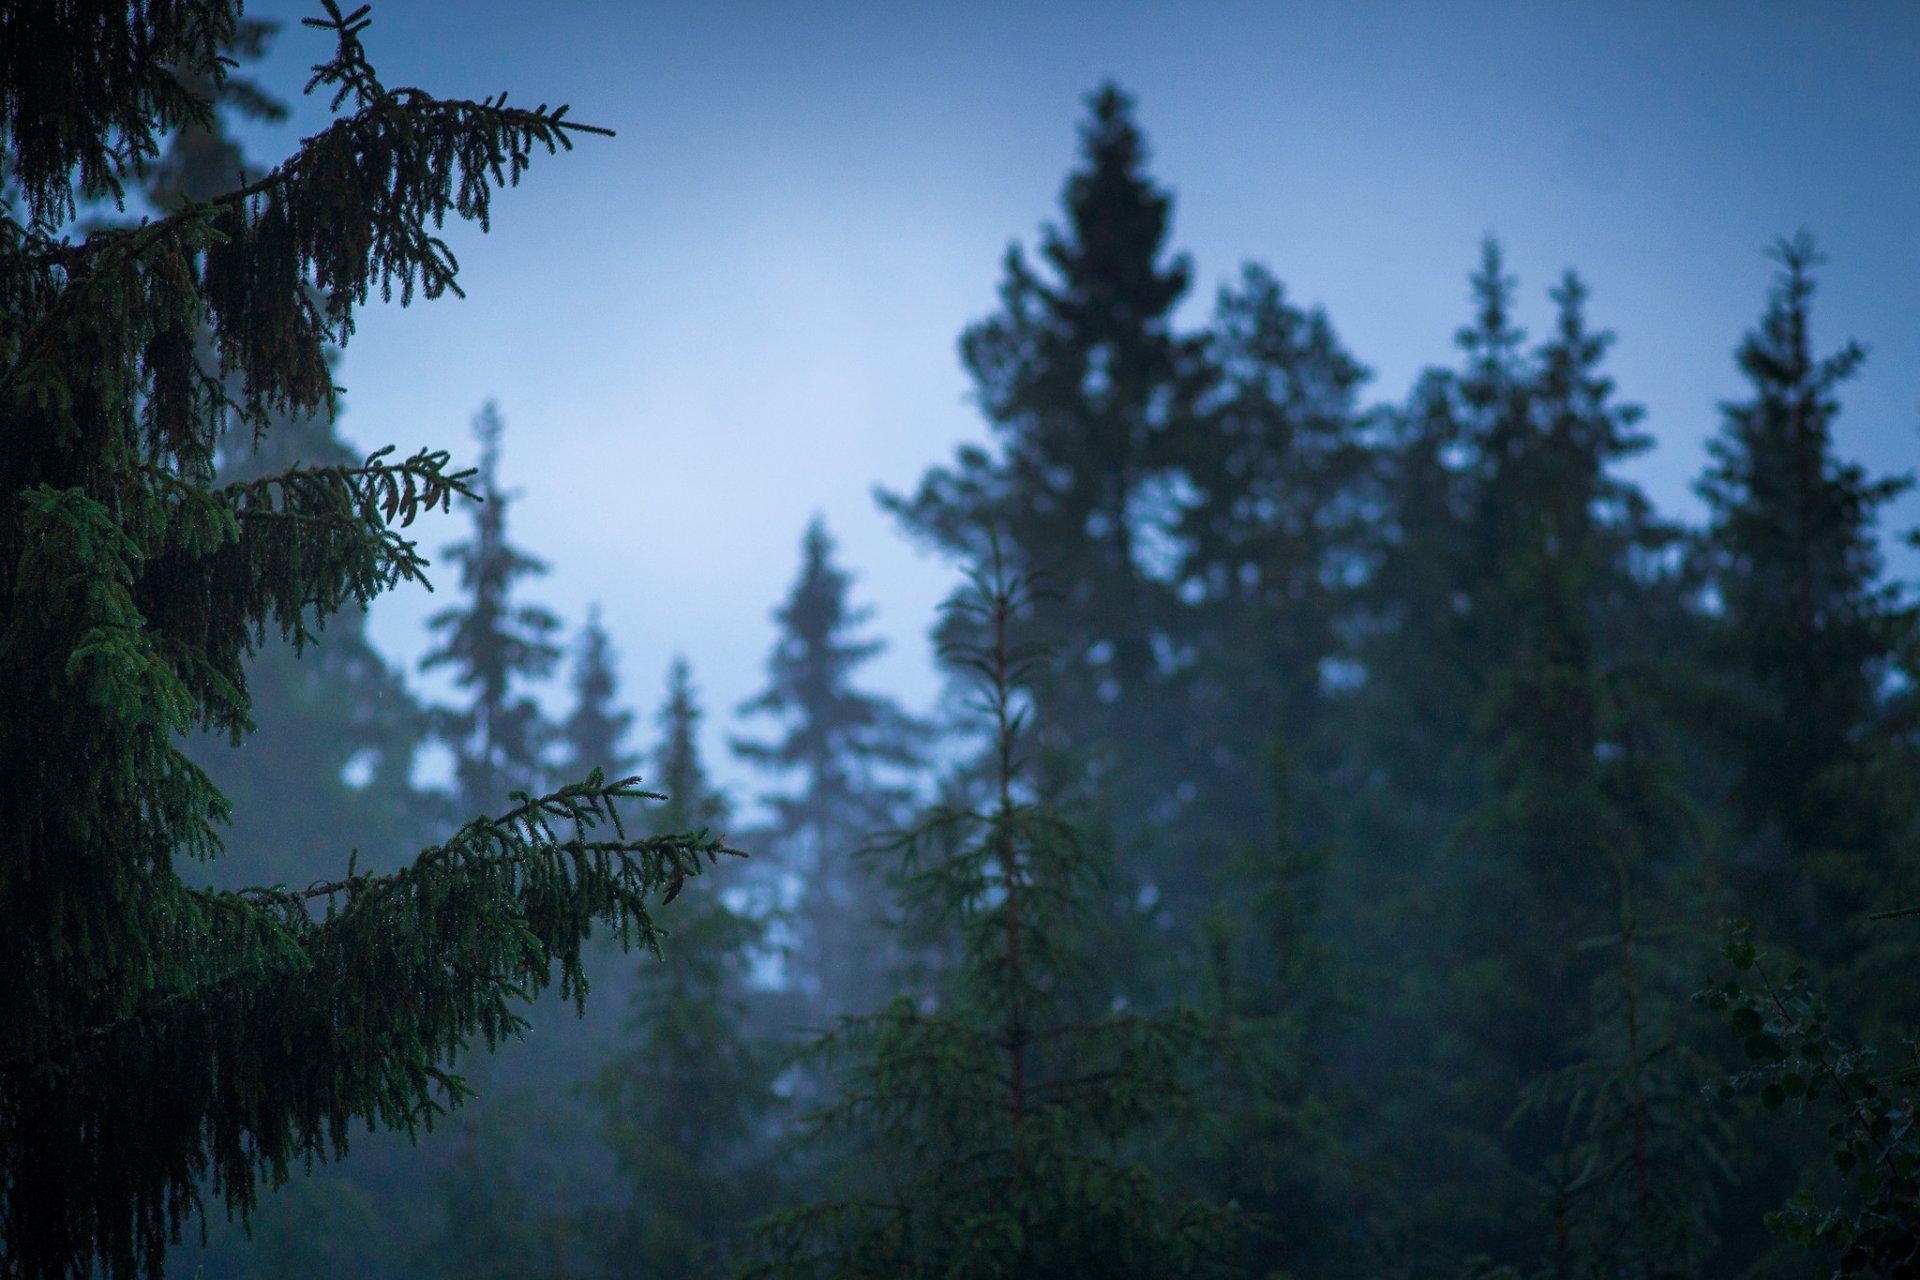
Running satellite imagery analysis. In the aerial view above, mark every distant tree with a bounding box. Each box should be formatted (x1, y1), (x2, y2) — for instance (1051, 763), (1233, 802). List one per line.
(740, 551), (1239, 1279)
(1343, 249), (1706, 1269)
(880, 83), (1210, 882)
(422, 401), (564, 814)
(561, 605), (639, 781)
(588, 657), (780, 1280)
(0, 7), (728, 1277)
(1695, 234), (1919, 978)
(734, 517), (921, 1016)
(1168, 261), (1375, 855)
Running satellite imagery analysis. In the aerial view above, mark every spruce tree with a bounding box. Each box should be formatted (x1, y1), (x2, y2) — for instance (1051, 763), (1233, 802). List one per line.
(1346, 250), (1705, 1269)
(740, 550), (1238, 1280)
(152, 19), (434, 890)
(421, 400), (564, 814)
(562, 605), (638, 781)
(1695, 234), (1918, 977)
(880, 83), (1209, 879)
(1168, 261), (1374, 854)
(0, 7), (730, 1276)
(734, 517), (921, 1016)
(589, 657), (779, 1280)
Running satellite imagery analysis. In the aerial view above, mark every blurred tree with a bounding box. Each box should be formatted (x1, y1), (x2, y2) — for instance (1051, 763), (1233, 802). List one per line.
(1167, 262), (1375, 864)
(422, 401), (564, 814)
(1185, 748), (1356, 1277)
(561, 605), (639, 781)
(588, 657), (780, 1280)
(880, 83), (1210, 892)
(740, 552), (1239, 1279)
(0, 5), (729, 1277)
(1340, 251), (1708, 1271)
(1695, 234), (1919, 981)
(734, 517), (921, 1017)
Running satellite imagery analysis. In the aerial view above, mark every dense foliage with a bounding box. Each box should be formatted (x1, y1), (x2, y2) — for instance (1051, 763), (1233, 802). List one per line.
(5, 14), (1916, 1279)
(0, 6), (732, 1277)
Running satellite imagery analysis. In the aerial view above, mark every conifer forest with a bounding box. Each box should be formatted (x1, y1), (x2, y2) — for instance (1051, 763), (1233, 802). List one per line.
(7, 4), (1920, 1279)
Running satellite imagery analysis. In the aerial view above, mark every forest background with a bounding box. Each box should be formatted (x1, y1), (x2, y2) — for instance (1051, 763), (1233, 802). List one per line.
(10, 2), (1920, 1278)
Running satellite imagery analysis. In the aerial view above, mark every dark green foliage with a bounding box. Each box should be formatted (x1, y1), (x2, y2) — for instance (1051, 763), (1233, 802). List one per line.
(0, 6), (731, 1277)
(1186, 751), (1355, 1276)
(151, 21), (435, 890)
(422, 401), (564, 813)
(740, 551), (1239, 1279)
(1695, 235), (1919, 975)
(1331, 247), (1712, 1273)
(734, 517), (921, 1014)
(1702, 922), (1920, 1278)
(1507, 870), (1731, 1280)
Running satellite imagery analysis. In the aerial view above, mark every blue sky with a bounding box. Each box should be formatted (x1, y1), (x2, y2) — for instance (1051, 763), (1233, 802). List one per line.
(237, 0), (1920, 800)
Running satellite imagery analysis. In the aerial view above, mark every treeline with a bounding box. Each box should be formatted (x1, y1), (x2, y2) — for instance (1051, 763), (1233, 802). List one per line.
(170, 78), (1917, 1280)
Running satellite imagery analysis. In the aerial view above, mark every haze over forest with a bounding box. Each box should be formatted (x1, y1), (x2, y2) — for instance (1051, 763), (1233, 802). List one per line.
(219, 0), (1920, 798)
(5, 4), (1920, 1279)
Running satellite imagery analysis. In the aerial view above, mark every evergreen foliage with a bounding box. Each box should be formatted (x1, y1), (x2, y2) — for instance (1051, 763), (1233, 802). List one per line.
(0, 7), (731, 1277)
(1702, 922), (1920, 1278)
(1695, 234), (1919, 977)
(1168, 263), (1374, 853)
(147, 16), (434, 890)
(880, 84), (1209, 881)
(734, 517), (921, 1014)
(422, 401), (564, 814)
(1185, 752), (1355, 1276)
(740, 550), (1239, 1280)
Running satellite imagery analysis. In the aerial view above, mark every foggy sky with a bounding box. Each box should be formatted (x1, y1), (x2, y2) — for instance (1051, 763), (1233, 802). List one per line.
(235, 0), (1920, 803)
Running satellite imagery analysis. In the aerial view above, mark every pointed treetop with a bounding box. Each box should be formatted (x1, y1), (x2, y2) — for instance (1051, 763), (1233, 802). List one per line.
(1456, 237), (1525, 384)
(1044, 80), (1191, 338)
(734, 515), (920, 834)
(653, 656), (728, 836)
(562, 605), (636, 779)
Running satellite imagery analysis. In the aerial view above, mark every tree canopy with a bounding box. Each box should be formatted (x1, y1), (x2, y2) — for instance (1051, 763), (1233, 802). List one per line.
(0, 6), (733, 1277)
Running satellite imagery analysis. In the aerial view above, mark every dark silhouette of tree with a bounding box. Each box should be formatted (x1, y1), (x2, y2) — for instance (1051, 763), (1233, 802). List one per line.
(1696, 234), (1919, 977)
(734, 517), (921, 1015)
(422, 401), (563, 814)
(0, 6), (729, 1276)
(880, 83), (1209, 877)
(1168, 262), (1375, 858)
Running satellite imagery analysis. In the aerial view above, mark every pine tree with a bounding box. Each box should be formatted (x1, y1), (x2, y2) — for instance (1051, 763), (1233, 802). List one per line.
(422, 400), (564, 814)
(880, 83), (1209, 870)
(740, 550), (1239, 1280)
(0, 7), (730, 1276)
(1695, 233), (1918, 977)
(589, 657), (780, 1280)
(734, 517), (921, 1016)
(562, 605), (638, 781)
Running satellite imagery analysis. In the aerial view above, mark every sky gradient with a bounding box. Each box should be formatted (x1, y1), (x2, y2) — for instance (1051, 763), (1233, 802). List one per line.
(235, 0), (1920, 799)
